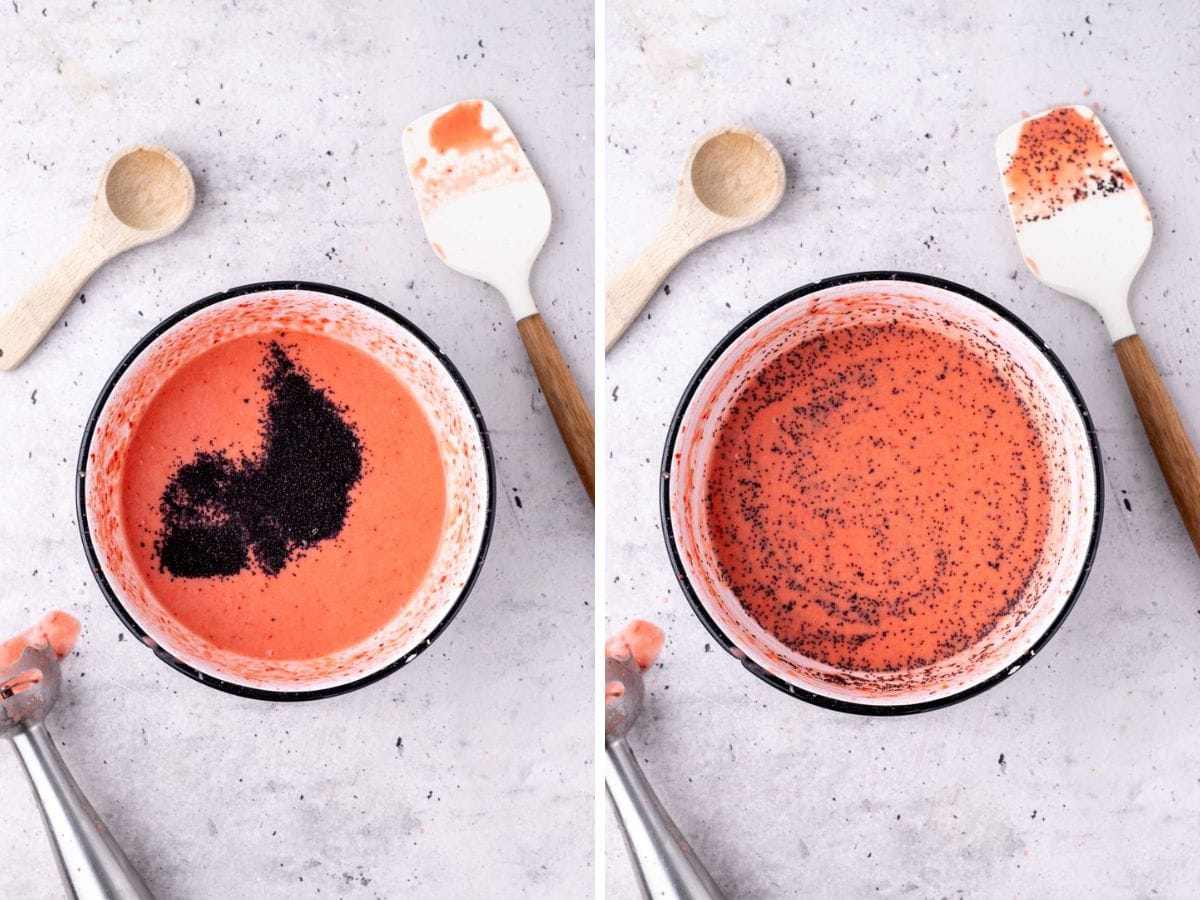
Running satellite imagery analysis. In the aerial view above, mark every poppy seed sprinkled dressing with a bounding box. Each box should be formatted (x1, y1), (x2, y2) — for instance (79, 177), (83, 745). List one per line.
(119, 331), (447, 662)
(156, 343), (364, 579)
(702, 318), (1052, 673)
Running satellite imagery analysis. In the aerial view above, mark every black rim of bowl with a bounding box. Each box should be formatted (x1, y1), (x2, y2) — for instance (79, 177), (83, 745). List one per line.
(76, 280), (497, 702)
(659, 270), (1104, 716)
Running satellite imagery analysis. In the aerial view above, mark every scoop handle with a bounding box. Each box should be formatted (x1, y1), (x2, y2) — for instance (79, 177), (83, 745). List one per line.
(10, 722), (155, 899)
(516, 312), (595, 503)
(605, 736), (727, 900)
(1114, 334), (1200, 554)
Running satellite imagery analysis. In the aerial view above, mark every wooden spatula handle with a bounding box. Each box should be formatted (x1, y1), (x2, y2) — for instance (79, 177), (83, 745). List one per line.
(1114, 334), (1200, 554)
(517, 313), (595, 503)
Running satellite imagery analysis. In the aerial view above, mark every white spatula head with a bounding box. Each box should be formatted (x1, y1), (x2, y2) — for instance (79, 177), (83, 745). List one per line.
(996, 105), (1152, 340)
(403, 99), (551, 319)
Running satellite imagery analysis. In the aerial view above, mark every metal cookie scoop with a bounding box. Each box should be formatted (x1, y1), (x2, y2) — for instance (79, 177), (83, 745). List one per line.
(605, 654), (727, 900)
(1, 643), (154, 899)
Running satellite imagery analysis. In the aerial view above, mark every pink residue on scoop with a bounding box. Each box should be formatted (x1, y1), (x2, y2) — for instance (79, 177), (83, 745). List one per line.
(605, 619), (664, 672)
(0, 611), (80, 667)
(605, 681), (625, 703)
(0, 611), (79, 697)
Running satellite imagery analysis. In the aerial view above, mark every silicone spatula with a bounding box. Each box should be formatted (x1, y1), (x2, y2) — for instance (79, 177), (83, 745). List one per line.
(403, 99), (595, 502)
(997, 105), (1200, 555)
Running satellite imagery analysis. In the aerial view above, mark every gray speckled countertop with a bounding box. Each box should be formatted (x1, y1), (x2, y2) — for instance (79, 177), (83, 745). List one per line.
(0, 2), (593, 897)
(606, 1), (1200, 897)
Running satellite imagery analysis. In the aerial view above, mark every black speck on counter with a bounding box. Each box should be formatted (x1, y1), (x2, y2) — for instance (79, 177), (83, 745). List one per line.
(998, 752), (1006, 768)
(30, 389), (37, 405)
(663, 283), (671, 295)
(395, 736), (403, 756)
(156, 342), (363, 579)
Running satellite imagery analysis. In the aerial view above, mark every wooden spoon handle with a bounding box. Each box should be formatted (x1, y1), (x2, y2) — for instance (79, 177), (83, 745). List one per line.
(0, 237), (107, 371)
(1114, 333), (1200, 554)
(605, 222), (694, 352)
(517, 313), (596, 503)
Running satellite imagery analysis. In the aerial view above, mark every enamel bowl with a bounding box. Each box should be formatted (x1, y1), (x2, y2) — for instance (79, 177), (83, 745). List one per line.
(78, 281), (494, 700)
(661, 272), (1102, 715)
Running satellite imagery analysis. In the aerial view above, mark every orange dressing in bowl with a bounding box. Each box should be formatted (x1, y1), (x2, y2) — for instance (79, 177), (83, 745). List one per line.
(118, 331), (446, 662)
(703, 320), (1052, 672)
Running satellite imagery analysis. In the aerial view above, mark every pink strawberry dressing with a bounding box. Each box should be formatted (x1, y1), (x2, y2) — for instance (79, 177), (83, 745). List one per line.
(0, 611), (80, 696)
(0, 611), (79, 666)
(605, 619), (665, 704)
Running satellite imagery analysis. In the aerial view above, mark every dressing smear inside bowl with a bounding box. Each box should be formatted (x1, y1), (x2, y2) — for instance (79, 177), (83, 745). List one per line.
(663, 273), (1100, 713)
(80, 283), (493, 699)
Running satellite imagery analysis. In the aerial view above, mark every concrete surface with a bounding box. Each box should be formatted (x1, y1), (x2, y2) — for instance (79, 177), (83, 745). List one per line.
(0, 2), (594, 897)
(605, 2), (1200, 897)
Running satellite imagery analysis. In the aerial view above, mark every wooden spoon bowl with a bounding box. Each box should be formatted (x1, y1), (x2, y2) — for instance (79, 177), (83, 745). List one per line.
(103, 147), (194, 233)
(688, 127), (786, 224)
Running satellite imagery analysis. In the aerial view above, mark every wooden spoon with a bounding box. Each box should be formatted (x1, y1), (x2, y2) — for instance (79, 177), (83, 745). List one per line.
(0, 144), (195, 371)
(605, 126), (785, 351)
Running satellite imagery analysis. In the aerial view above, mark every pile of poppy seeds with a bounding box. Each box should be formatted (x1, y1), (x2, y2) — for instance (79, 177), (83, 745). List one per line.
(156, 342), (364, 578)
